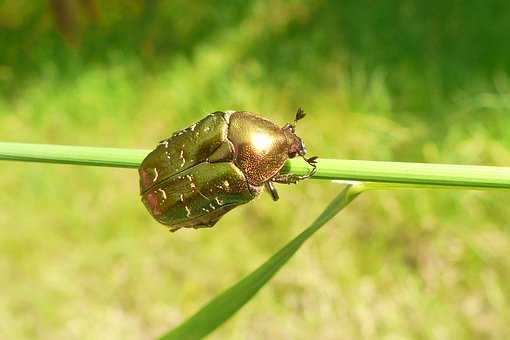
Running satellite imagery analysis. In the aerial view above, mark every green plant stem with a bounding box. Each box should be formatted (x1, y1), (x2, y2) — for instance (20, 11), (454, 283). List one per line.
(1, 142), (510, 189)
(284, 158), (510, 189)
(0, 142), (148, 168)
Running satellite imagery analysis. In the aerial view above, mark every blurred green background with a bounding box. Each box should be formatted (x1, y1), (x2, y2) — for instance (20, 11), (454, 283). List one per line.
(1, 1), (510, 339)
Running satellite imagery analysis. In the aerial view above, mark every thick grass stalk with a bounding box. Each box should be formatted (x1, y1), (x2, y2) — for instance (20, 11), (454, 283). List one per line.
(1, 142), (510, 189)
(0, 142), (147, 168)
(284, 158), (510, 189)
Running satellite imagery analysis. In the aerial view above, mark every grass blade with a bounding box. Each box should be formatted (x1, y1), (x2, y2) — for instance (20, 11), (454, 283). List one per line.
(283, 158), (510, 189)
(159, 184), (363, 340)
(2, 142), (510, 189)
(0, 142), (148, 168)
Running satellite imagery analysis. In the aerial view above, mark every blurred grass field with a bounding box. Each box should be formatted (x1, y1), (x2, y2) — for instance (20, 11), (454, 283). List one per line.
(1, 1), (510, 339)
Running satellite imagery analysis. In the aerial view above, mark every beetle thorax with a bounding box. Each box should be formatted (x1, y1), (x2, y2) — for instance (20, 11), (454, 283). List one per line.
(227, 112), (291, 187)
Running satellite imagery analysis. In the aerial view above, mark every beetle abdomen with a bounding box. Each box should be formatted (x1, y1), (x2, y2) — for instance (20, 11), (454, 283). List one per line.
(141, 162), (261, 231)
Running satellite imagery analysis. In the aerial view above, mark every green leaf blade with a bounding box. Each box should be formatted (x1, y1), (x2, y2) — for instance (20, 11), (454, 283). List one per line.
(159, 185), (362, 340)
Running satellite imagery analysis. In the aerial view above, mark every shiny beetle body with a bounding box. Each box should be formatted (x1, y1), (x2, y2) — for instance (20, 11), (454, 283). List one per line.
(139, 109), (316, 232)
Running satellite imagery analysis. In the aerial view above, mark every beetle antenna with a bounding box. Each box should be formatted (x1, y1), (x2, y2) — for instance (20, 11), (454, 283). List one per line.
(292, 107), (306, 129)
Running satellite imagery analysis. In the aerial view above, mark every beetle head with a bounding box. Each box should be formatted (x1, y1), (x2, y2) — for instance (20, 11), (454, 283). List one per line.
(282, 108), (318, 178)
(283, 124), (307, 158)
(283, 107), (308, 158)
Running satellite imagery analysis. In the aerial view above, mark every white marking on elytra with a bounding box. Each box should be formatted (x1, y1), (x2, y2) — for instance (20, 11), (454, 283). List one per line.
(223, 180), (230, 188)
(190, 123), (197, 131)
(185, 206), (191, 217)
(214, 197), (223, 205)
(202, 208), (209, 213)
(179, 194), (184, 202)
(159, 140), (169, 148)
(203, 126), (210, 132)
(179, 150), (185, 167)
(158, 188), (167, 199)
(209, 203), (215, 210)
(185, 174), (196, 189)
(153, 168), (159, 182)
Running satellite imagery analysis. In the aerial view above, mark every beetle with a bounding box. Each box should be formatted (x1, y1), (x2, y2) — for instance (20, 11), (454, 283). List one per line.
(139, 108), (317, 232)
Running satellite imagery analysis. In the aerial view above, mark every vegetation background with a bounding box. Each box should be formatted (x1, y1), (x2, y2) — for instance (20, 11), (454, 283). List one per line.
(1, 1), (510, 339)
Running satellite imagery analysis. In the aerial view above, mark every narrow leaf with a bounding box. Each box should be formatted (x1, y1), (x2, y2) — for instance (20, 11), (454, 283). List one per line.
(159, 184), (363, 340)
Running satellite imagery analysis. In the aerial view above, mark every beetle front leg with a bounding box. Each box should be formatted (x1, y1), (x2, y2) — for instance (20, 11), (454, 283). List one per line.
(273, 155), (318, 184)
(272, 173), (309, 184)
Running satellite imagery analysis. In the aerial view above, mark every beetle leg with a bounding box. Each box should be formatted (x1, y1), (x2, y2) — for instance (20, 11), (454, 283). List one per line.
(306, 155), (318, 172)
(272, 173), (308, 184)
(265, 181), (280, 201)
(272, 155), (318, 184)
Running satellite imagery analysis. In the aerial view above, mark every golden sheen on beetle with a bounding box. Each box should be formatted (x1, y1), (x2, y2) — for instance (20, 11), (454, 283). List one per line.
(139, 109), (317, 232)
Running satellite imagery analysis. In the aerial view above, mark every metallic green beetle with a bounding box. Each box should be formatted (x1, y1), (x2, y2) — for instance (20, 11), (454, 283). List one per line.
(139, 109), (317, 232)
